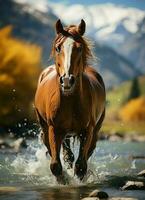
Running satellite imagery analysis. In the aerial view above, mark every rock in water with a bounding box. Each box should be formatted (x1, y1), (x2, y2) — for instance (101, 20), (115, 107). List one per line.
(137, 169), (145, 177)
(109, 135), (123, 142)
(89, 189), (109, 199)
(122, 181), (145, 190)
(0, 186), (21, 192)
(0, 139), (11, 149)
(110, 198), (138, 200)
(82, 198), (99, 200)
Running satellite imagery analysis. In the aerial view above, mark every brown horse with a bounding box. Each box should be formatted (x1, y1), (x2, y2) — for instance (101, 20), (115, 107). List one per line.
(35, 19), (106, 183)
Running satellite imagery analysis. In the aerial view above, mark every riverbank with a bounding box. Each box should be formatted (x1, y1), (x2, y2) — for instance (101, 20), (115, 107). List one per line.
(1, 128), (145, 153)
(102, 121), (145, 136)
(82, 168), (145, 200)
(101, 120), (145, 142)
(99, 132), (145, 142)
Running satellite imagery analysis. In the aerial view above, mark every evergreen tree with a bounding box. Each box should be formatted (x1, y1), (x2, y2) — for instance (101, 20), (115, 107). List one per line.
(127, 78), (140, 101)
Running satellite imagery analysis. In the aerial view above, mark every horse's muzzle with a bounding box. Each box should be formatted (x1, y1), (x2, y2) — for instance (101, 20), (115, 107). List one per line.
(60, 74), (75, 95)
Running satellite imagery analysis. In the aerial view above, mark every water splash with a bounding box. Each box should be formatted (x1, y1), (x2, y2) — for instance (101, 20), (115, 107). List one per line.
(10, 136), (99, 186)
(3, 138), (143, 187)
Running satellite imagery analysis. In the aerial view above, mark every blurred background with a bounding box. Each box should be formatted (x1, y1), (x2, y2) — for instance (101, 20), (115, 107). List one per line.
(0, 0), (145, 138)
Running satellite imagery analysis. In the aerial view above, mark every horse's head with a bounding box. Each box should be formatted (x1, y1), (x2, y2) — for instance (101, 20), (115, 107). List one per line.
(52, 19), (91, 95)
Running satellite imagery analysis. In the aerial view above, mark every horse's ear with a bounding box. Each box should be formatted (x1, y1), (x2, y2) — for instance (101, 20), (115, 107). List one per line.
(55, 19), (64, 34)
(78, 19), (86, 36)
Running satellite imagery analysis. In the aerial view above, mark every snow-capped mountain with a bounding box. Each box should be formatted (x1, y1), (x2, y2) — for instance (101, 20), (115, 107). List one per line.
(48, 2), (145, 77)
(121, 17), (145, 73)
(94, 42), (139, 87)
(1, 0), (144, 88)
(49, 3), (145, 48)
(0, 0), (57, 65)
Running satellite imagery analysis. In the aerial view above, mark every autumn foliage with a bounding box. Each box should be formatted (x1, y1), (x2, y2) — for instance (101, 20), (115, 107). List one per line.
(119, 96), (145, 122)
(0, 26), (41, 127)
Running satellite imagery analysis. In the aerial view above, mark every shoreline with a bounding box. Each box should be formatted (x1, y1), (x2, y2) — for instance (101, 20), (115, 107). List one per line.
(99, 132), (145, 142)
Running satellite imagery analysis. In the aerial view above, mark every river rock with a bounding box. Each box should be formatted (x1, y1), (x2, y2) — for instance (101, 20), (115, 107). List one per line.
(131, 135), (145, 142)
(89, 189), (109, 199)
(0, 139), (11, 149)
(130, 155), (145, 160)
(99, 133), (109, 140)
(109, 135), (123, 142)
(82, 198), (99, 200)
(110, 198), (138, 200)
(122, 181), (145, 190)
(137, 169), (145, 177)
(0, 186), (21, 192)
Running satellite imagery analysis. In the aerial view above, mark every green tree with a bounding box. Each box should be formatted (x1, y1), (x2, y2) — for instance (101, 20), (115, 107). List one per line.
(127, 77), (141, 102)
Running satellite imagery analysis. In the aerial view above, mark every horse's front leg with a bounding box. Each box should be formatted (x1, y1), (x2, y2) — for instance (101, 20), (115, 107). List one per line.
(75, 126), (93, 180)
(35, 109), (52, 156)
(48, 125), (64, 182)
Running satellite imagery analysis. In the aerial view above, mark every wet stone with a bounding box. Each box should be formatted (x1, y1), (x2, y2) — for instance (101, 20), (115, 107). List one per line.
(0, 186), (21, 192)
(137, 169), (145, 177)
(89, 189), (109, 199)
(0, 139), (11, 149)
(82, 198), (99, 200)
(110, 198), (138, 200)
(131, 155), (145, 160)
(122, 181), (145, 190)
(109, 135), (123, 142)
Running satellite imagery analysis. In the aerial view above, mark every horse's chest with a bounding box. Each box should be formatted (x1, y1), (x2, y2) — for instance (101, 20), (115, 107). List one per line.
(55, 98), (86, 130)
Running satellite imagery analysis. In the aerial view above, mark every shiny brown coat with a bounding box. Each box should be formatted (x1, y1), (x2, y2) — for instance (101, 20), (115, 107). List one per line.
(35, 19), (106, 183)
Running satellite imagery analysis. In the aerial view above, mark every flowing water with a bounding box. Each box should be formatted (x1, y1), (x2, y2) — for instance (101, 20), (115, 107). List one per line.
(0, 137), (145, 200)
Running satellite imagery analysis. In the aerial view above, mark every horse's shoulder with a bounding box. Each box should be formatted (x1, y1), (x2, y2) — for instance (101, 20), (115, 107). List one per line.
(38, 65), (57, 85)
(35, 65), (60, 120)
(84, 66), (105, 89)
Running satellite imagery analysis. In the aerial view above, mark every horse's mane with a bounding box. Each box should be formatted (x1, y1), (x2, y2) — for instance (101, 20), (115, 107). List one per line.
(51, 25), (94, 68)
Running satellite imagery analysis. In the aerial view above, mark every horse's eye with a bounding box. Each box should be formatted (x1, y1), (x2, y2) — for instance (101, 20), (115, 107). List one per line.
(56, 46), (61, 53)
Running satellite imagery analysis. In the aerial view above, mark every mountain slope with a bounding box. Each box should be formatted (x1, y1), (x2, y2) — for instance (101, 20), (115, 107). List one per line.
(48, 2), (145, 74)
(48, 2), (142, 87)
(0, 0), (57, 65)
(0, 0), (142, 88)
(94, 43), (140, 88)
(120, 17), (145, 73)
(49, 3), (145, 47)
(107, 75), (145, 111)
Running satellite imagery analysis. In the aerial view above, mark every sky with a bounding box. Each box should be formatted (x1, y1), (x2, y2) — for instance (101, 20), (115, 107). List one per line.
(15, 0), (145, 10)
(49, 0), (145, 10)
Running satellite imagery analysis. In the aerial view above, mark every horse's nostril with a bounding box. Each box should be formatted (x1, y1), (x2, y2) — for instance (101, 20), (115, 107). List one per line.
(60, 76), (64, 85)
(60, 75), (75, 89)
(69, 75), (75, 85)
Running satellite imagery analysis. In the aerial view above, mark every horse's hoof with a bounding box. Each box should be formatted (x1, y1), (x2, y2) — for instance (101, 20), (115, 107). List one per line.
(56, 173), (69, 185)
(74, 162), (87, 180)
(50, 161), (62, 177)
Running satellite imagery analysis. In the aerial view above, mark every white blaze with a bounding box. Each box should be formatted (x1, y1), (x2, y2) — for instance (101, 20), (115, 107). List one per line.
(63, 37), (74, 77)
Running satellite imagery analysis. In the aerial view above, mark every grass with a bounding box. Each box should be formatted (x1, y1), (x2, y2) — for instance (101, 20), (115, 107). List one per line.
(102, 120), (145, 136)
(106, 75), (145, 112)
(103, 75), (145, 136)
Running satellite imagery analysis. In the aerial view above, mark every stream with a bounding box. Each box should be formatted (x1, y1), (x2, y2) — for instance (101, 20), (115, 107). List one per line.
(0, 138), (145, 200)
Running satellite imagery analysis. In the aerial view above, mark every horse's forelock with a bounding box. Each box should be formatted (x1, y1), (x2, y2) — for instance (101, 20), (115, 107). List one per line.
(55, 25), (83, 45)
(51, 25), (93, 66)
